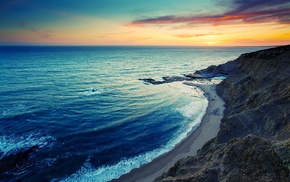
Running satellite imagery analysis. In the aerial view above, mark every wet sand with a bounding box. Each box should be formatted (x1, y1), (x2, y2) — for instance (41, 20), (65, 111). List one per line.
(113, 80), (225, 182)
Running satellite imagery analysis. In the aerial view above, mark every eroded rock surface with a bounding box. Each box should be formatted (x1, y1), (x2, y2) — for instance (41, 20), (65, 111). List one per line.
(155, 45), (290, 182)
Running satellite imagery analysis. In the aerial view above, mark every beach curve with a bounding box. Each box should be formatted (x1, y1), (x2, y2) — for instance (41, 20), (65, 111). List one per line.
(113, 80), (225, 182)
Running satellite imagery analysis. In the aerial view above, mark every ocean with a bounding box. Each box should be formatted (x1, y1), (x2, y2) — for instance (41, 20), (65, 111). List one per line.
(0, 46), (263, 181)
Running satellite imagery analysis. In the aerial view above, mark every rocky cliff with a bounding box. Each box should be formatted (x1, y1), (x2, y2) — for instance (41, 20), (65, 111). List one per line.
(155, 45), (290, 182)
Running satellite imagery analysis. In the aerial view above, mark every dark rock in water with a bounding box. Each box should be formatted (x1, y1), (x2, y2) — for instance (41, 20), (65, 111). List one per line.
(155, 45), (290, 181)
(139, 76), (188, 85)
(162, 76), (188, 82)
(138, 78), (165, 85)
(0, 145), (39, 177)
(139, 59), (238, 85)
(185, 72), (213, 78)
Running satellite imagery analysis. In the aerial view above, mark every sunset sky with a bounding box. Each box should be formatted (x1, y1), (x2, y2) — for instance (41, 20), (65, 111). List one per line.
(1, 0), (290, 46)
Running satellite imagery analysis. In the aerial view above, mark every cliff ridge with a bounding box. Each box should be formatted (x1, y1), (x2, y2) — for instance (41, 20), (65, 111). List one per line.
(155, 45), (290, 182)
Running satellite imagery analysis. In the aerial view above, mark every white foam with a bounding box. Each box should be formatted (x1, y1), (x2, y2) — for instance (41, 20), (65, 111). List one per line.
(0, 132), (56, 159)
(176, 100), (207, 119)
(80, 89), (104, 96)
(60, 148), (163, 182)
(1, 103), (27, 118)
(61, 100), (208, 182)
(60, 82), (209, 182)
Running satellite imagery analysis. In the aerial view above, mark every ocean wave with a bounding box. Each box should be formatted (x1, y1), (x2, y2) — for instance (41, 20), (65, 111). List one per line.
(0, 132), (56, 159)
(1, 103), (27, 118)
(60, 98), (208, 182)
(176, 99), (207, 119)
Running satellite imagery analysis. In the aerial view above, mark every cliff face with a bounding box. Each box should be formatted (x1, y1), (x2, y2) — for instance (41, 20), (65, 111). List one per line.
(155, 45), (290, 182)
(216, 45), (290, 143)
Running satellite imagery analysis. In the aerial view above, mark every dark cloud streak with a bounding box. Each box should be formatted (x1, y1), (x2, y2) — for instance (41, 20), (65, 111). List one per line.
(227, 0), (290, 14)
(19, 22), (51, 39)
(130, 0), (290, 26)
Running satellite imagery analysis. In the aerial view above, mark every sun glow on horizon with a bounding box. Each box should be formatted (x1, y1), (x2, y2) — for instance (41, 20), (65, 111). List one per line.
(0, 0), (290, 46)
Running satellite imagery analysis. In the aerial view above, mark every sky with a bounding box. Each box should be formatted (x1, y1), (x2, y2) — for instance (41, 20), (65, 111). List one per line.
(1, 0), (290, 46)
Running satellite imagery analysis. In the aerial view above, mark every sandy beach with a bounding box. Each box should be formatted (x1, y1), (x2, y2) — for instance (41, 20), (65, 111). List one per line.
(113, 80), (225, 182)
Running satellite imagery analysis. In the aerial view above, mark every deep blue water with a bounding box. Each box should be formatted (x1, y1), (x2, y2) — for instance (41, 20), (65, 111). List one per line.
(0, 46), (264, 181)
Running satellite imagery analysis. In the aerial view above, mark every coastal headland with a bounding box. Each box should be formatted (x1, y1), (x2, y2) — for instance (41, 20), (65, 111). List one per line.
(116, 45), (290, 181)
(156, 45), (290, 181)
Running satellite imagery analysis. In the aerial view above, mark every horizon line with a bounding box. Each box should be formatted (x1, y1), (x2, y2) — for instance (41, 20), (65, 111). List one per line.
(0, 44), (281, 48)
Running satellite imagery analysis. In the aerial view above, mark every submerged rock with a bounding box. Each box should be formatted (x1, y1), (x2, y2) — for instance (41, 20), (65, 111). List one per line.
(156, 45), (290, 181)
(0, 145), (39, 177)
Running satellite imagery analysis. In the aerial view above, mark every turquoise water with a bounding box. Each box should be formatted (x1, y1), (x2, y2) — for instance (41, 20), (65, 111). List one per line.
(0, 46), (263, 181)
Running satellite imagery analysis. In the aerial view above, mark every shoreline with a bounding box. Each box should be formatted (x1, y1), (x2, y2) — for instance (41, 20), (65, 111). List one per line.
(113, 80), (225, 182)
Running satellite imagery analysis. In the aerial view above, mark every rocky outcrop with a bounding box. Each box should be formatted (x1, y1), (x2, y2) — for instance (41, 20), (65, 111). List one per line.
(139, 59), (238, 85)
(185, 60), (238, 79)
(155, 45), (290, 181)
(139, 76), (188, 85)
(156, 135), (289, 182)
(215, 45), (290, 143)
